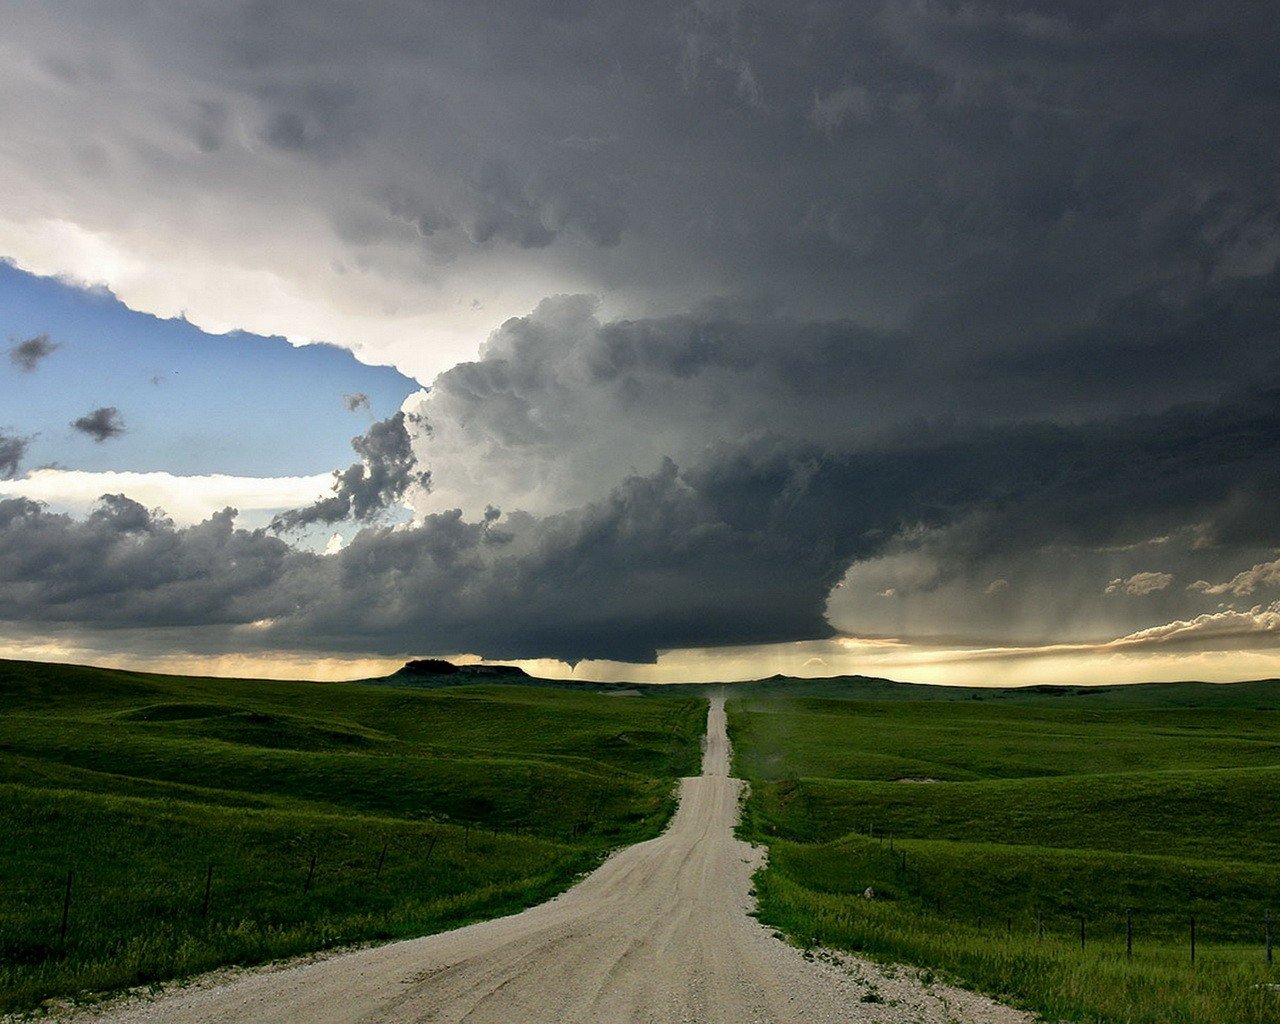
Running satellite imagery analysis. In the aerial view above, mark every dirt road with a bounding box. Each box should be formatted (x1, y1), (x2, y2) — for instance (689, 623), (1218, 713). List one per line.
(70, 699), (1028, 1024)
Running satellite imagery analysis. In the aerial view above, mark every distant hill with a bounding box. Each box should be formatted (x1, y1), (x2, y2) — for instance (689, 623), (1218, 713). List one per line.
(694, 673), (1280, 707)
(2, 655), (1278, 708)
(361, 659), (1280, 708)
(361, 659), (653, 695)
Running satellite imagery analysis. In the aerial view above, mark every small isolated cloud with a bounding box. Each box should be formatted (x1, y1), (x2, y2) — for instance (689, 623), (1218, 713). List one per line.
(71, 407), (125, 442)
(0, 432), (29, 479)
(1105, 571), (1174, 596)
(985, 578), (1009, 595)
(9, 334), (59, 372)
(342, 392), (370, 412)
(1189, 557), (1280, 597)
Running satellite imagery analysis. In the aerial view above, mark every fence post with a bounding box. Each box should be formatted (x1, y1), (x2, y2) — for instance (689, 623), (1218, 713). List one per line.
(1006, 916), (1012, 937)
(304, 854), (317, 893)
(1079, 916), (1085, 951)
(59, 869), (73, 947)
(376, 841), (388, 881)
(425, 834), (438, 863)
(201, 865), (214, 918)
(1190, 916), (1196, 964)
(1267, 908), (1273, 965)
(465, 824), (471, 852)
(1126, 908), (1132, 959)
(1036, 914), (1043, 941)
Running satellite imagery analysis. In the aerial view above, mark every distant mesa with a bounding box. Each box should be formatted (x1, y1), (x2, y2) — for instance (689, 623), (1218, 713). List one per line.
(399, 658), (529, 680)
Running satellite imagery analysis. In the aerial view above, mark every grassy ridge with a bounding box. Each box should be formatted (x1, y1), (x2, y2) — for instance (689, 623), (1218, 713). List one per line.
(0, 660), (703, 1013)
(729, 694), (1280, 1024)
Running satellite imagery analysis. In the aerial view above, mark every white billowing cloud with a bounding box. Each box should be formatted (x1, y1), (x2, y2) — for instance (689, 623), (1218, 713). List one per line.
(1111, 604), (1280, 648)
(1189, 557), (1280, 596)
(0, 216), (549, 380)
(1105, 571), (1174, 596)
(0, 468), (331, 525)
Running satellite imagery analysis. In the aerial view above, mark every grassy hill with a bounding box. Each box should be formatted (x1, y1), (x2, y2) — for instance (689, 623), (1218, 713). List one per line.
(728, 694), (1280, 1024)
(0, 659), (704, 1014)
(702, 673), (1280, 707)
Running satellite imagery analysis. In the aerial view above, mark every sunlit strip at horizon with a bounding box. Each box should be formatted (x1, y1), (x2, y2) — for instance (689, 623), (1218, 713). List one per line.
(2, 630), (1278, 688)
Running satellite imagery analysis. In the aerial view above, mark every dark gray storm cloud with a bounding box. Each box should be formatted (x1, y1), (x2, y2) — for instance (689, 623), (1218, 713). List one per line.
(70, 407), (125, 442)
(410, 280), (1280, 518)
(272, 412), (430, 530)
(0, 495), (302, 628)
(3, 1), (1280, 662)
(5, 377), (1280, 661)
(8, 334), (59, 372)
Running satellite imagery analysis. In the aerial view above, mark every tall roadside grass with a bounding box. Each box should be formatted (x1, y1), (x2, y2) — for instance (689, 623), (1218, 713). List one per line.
(729, 693), (1280, 1023)
(754, 868), (1280, 1024)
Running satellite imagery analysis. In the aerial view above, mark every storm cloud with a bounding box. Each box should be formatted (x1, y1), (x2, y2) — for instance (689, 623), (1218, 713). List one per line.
(3, 372), (1280, 661)
(2, 2), (1280, 670)
(272, 412), (430, 530)
(0, 2), (1276, 381)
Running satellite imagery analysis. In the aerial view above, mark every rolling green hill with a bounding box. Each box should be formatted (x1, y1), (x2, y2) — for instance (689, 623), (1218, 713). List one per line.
(729, 694), (1280, 1024)
(0, 659), (704, 1013)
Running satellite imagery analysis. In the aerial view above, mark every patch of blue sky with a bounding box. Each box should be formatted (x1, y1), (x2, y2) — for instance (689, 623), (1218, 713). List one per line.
(1, 262), (421, 477)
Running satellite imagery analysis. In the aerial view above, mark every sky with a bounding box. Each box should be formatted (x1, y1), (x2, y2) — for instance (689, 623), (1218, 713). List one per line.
(1, 0), (1279, 684)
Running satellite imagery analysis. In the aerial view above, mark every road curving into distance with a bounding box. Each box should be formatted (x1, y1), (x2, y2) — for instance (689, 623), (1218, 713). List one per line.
(65, 698), (1028, 1024)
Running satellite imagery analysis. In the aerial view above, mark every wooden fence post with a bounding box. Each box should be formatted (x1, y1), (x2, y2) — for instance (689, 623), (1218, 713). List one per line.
(1126, 908), (1132, 959)
(1267, 908), (1273, 965)
(201, 865), (214, 918)
(376, 842), (388, 880)
(1079, 916), (1085, 951)
(59, 869), (73, 947)
(1190, 916), (1196, 964)
(304, 854), (317, 893)
(425, 834), (438, 863)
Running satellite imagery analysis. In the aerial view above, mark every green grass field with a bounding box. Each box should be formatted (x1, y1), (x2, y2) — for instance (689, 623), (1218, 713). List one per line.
(0, 659), (704, 1014)
(729, 689), (1280, 1023)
